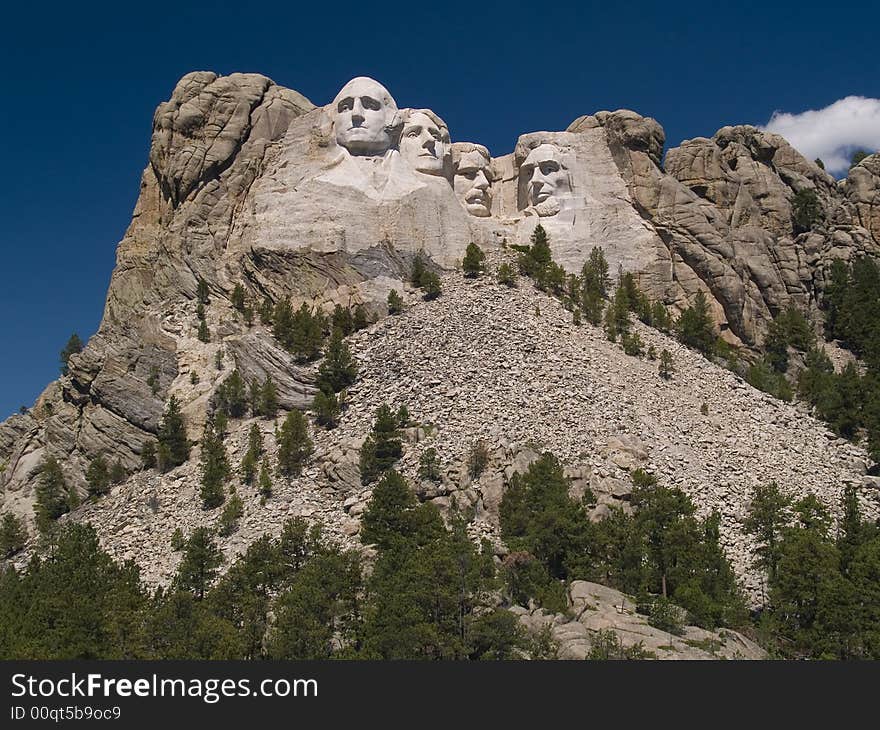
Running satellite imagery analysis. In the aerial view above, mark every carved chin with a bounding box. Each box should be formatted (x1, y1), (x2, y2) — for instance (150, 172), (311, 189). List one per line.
(533, 197), (560, 217)
(466, 203), (491, 217)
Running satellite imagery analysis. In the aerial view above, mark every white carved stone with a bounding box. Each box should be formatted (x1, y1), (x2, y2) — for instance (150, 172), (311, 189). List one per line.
(399, 108), (451, 179)
(452, 143), (493, 217)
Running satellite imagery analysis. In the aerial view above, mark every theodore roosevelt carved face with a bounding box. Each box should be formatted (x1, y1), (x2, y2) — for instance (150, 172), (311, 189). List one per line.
(521, 143), (572, 215)
(452, 143), (493, 217)
(332, 77), (399, 156)
(399, 109), (450, 177)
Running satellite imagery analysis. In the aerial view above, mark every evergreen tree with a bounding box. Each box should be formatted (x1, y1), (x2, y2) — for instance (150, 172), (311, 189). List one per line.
(331, 304), (354, 336)
(276, 410), (314, 478)
(240, 424), (262, 485)
(360, 470), (418, 549)
(109, 460), (126, 485)
(387, 289), (403, 315)
(312, 390), (341, 429)
(231, 284), (246, 312)
(675, 291), (716, 356)
(261, 377), (279, 419)
(60, 333), (83, 375)
(658, 350), (674, 379)
(462, 242), (486, 277)
(34, 456), (73, 532)
(743, 482), (792, 582)
(352, 304), (369, 331)
(359, 404), (403, 485)
(85, 456), (111, 498)
(199, 422), (229, 510)
(497, 262), (517, 287)
(0, 513), (27, 559)
(791, 189), (822, 232)
(157, 396), (190, 472)
(197, 319), (210, 343)
(259, 296), (274, 325)
(581, 246), (611, 299)
(411, 254), (427, 287)
(850, 150), (870, 169)
(258, 458), (273, 499)
(418, 447), (441, 482)
(529, 224), (552, 267)
(604, 283), (630, 341)
(316, 330), (359, 394)
(421, 271), (442, 300)
(218, 490), (244, 537)
(174, 527), (223, 600)
(141, 440), (157, 470)
(216, 370), (248, 418)
(197, 278), (210, 305)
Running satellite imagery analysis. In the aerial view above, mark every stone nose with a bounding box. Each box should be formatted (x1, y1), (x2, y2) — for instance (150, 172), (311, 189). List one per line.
(474, 170), (489, 189)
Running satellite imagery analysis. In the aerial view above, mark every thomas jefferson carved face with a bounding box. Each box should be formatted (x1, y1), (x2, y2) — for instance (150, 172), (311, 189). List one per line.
(400, 110), (450, 177)
(332, 77), (398, 156)
(521, 144), (572, 215)
(452, 144), (492, 217)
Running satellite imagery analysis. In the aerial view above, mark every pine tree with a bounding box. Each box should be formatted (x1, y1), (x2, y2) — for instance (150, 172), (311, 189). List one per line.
(85, 456), (111, 498)
(352, 304), (369, 331)
(199, 422), (229, 510)
(261, 377), (279, 419)
(197, 319), (210, 343)
(231, 284), (246, 312)
(216, 369), (248, 418)
(290, 303), (324, 363)
(174, 527), (223, 600)
(197, 278), (210, 305)
(659, 349), (674, 379)
(0, 513), (27, 559)
(312, 390), (341, 429)
(316, 330), (358, 394)
(276, 410), (314, 478)
(60, 333), (84, 376)
(743, 482), (792, 582)
(109, 460), (126, 484)
(218, 490), (244, 537)
(387, 289), (404, 315)
(462, 242), (486, 277)
(34, 455), (72, 532)
(258, 457), (273, 499)
(411, 254), (427, 287)
(675, 291), (716, 356)
(360, 469), (417, 549)
(529, 224), (552, 267)
(157, 396), (190, 472)
(332, 304), (355, 335)
(359, 404), (403, 485)
(259, 296), (274, 325)
(249, 379), (262, 417)
(497, 262), (517, 287)
(581, 246), (611, 299)
(421, 271), (442, 300)
(418, 448), (442, 482)
(241, 424), (263, 484)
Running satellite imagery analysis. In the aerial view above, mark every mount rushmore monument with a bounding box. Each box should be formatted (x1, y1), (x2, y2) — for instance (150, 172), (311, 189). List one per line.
(0, 70), (878, 516)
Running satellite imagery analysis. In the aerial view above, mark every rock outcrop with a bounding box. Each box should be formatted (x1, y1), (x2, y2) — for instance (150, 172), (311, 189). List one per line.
(2, 72), (879, 605)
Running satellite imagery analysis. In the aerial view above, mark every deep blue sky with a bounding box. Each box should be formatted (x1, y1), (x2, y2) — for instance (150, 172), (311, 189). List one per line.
(1, 0), (878, 418)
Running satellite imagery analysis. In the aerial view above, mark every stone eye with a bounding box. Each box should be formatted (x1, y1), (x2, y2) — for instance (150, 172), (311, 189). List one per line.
(362, 97), (381, 111)
(337, 98), (353, 112)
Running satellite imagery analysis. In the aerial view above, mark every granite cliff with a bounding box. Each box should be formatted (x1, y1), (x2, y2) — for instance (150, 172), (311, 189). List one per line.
(2, 73), (879, 626)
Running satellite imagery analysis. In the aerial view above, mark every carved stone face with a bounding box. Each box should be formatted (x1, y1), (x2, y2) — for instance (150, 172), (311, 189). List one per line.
(453, 148), (492, 217)
(332, 77), (398, 156)
(521, 144), (571, 214)
(400, 110), (450, 176)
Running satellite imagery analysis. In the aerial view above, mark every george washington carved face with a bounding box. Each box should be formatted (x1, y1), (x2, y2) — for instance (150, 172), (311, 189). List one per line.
(332, 77), (398, 156)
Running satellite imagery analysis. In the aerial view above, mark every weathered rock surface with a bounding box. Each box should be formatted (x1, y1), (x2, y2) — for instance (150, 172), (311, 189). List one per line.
(2, 73), (879, 622)
(516, 581), (766, 660)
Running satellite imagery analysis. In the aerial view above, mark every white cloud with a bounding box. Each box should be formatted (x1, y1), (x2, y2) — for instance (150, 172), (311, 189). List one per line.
(761, 96), (880, 175)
